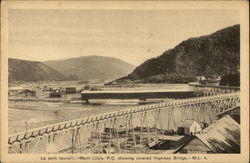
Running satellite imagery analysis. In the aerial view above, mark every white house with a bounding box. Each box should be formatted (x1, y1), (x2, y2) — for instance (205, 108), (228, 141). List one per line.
(177, 120), (202, 135)
(195, 76), (206, 82)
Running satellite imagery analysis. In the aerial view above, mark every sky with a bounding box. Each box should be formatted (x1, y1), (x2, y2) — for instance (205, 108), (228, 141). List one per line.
(9, 9), (239, 66)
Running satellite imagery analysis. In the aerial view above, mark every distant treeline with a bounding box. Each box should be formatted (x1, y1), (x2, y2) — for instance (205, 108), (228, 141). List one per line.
(141, 73), (196, 84)
(220, 73), (240, 87)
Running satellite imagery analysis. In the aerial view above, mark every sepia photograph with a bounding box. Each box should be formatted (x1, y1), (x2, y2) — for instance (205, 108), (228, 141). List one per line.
(1, 0), (249, 162)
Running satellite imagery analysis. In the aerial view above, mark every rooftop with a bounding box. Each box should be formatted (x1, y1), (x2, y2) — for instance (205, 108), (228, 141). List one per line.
(195, 115), (240, 153)
(178, 120), (197, 128)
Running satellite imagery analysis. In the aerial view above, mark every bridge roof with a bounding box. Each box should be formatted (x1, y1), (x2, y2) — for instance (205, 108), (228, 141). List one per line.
(81, 89), (193, 94)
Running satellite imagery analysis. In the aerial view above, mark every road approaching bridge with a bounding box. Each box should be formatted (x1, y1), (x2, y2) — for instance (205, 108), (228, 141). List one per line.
(81, 90), (195, 103)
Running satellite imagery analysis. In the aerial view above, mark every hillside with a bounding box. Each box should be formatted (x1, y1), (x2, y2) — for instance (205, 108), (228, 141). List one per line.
(121, 24), (240, 84)
(8, 58), (67, 82)
(44, 56), (135, 80)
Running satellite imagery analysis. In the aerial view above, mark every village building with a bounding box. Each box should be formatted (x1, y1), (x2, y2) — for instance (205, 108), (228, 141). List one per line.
(177, 120), (202, 135)
(64, 87), (77, 94)
(206, 80), (220, 86)
(174, 115), (240, 154)
(8, 87), (36, 97)
(195, 76), (206, 82)
(8, 87), (26, 96)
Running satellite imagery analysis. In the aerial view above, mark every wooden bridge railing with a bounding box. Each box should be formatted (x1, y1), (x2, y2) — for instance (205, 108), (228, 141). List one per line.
(8, 92), (240, 154)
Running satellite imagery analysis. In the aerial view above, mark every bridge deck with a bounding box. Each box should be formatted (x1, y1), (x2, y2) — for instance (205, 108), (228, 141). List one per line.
(189, 84), (240, 90)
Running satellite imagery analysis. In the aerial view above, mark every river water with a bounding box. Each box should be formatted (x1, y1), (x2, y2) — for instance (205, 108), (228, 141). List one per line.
(9, 84), (201, 134)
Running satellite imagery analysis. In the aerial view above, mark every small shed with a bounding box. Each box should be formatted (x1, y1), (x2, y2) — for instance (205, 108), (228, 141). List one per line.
(177, 120), (202, 135)
(175, 115), (240, 154)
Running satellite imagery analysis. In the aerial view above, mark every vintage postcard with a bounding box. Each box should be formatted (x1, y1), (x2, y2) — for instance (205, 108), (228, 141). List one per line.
(1, 0), (249, 162)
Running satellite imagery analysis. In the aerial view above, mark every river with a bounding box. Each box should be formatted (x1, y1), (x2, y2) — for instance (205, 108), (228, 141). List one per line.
(9, 84), (199, 134)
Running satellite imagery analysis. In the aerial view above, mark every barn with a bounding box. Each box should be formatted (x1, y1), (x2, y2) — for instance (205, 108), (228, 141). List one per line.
(174, 115), (240, 154)
(177, 120), (202, 135)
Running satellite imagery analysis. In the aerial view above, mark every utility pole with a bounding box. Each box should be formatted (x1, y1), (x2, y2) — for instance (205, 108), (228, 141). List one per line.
(25, 120), (28, 134)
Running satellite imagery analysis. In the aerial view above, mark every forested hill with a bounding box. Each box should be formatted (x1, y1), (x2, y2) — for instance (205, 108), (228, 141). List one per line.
(120, 24), (240, 84)
(44, 56), (135, 80)
(9, 58), (67, 82)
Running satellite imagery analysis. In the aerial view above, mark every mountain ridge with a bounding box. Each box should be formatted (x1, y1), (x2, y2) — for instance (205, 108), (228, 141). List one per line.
(9, 56), (135, 82)
(8, 58), (67, 82)
(119, 24), (240, 84)
(43, 55), (135, 81)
